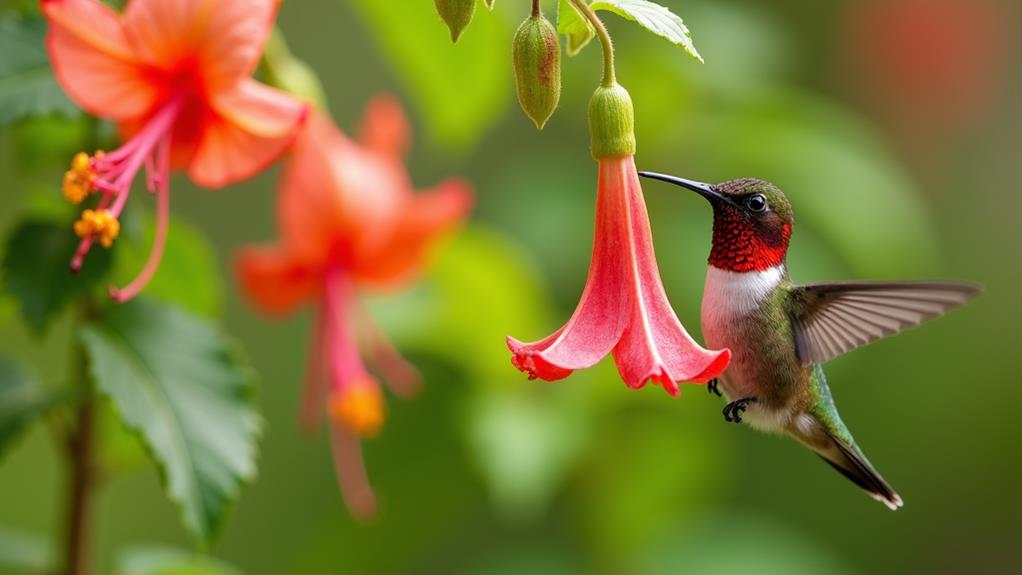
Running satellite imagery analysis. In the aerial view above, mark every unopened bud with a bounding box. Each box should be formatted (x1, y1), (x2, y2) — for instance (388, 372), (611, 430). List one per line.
(588, 83), (636, 158)
(434, 0), (476, 43)
(513, 14), (561, 130)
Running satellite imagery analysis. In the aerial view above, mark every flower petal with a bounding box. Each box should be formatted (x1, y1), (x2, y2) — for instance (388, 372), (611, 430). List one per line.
(359, 95), (410, 158)
(609, 157), (731, 394)
(188, 93), (307, 189)
(354, 179), (473, 286)
(211, 79), (309, 139)
(43, 0), (159, 120)
(234, 245), (318, 315)
(122, 0), (276, 87)
(507, 160), (633, 378)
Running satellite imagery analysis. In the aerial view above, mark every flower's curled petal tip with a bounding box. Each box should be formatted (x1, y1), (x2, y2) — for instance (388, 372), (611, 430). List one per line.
(44, 1), (159, 121)
(360, 94), (411, 158)
(212, 79), (310, 139)
(188, 100), (306, 189)
(506, 335), (574, 382)
(234, 245), (318, 315)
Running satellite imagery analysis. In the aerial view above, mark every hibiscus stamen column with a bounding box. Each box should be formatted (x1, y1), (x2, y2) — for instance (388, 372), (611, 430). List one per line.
(507, 0), (731, 395)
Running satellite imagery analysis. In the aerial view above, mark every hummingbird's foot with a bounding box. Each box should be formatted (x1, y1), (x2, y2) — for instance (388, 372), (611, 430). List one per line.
(723, 397), (756, 423)
(707, 378), (722, 397)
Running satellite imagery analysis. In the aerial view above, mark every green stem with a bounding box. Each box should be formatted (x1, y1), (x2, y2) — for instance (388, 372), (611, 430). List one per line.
(568, 0), (615, 86)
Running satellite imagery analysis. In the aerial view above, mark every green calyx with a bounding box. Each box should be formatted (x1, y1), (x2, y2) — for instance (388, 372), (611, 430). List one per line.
(434, 0), (476, 43)
(513, 14), (562, 130)
(588, 83), (635, 158)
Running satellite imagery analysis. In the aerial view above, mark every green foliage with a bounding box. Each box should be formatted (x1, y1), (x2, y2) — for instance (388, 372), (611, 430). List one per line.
(0, 358), (62, 460)
(348, 0), (509, 150)
(118, 546), (243, 575)
(113, 216), (223, 318)
(592, 0), (702, 62)
(0, 527), (51, 575)
(2, 219), (112, 335)
(0, 16), (79, 127)
(557, 0), (595, 56)
(80, 300), (260, 545)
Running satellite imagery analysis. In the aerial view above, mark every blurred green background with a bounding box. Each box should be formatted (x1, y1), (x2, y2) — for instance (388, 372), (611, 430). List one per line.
(1, 0), (1020, 573)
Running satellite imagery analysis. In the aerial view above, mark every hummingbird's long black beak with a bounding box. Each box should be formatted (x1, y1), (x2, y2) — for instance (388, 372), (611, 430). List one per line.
(638, 171), (726, 204)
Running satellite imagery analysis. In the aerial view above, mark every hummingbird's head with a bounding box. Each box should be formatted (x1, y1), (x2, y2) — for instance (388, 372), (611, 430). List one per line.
(638, 172), (794, 273)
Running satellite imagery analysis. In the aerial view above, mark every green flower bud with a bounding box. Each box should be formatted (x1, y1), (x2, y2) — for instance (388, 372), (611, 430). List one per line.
(434, 0), (476, 43)
(588, 83), (636, 158)
(513, 14), (561, 130)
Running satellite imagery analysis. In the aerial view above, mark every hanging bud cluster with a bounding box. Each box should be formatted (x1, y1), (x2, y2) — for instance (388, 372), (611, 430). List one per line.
(513, 12), (562, 130)
(434, 0), (476, 43)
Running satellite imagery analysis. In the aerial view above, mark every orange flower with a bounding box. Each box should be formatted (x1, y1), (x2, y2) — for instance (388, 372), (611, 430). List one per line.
(43, 0), (308, 300)
(235, 97), (472, 517)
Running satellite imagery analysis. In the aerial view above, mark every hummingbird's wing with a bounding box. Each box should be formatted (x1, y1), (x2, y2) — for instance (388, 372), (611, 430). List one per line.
(790, 281), (980, 365)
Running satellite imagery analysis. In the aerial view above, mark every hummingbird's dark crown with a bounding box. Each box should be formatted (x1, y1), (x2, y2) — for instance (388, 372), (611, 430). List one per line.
(707, 178), (794, 273)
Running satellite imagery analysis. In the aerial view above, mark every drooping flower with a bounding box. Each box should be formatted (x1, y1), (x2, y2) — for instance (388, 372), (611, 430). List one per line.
(235, 97), (472, 516)
(508, 84), (730, 395)
(43, 0), (308, 300)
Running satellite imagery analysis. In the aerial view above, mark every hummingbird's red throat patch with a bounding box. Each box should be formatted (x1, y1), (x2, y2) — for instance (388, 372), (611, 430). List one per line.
(708, 207), (791, 273)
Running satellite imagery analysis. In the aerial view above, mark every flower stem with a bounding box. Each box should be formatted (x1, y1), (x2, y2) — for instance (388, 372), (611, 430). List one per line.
(568, 0), (615, 86)
(531, 0), (540, 17)
(62, 311), (96, 575)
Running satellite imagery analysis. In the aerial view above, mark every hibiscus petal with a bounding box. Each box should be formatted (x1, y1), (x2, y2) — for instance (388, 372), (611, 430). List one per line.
(354, 179), (473, 286)
(234, 245), (319, 315)
(212, 79), (310, 139)
(42, 0), (159, 120)
(610, 157), (731, 395)
(359, 95), (410, 158)
(122, 0), (276, 87)
(188, 92), (307, 189)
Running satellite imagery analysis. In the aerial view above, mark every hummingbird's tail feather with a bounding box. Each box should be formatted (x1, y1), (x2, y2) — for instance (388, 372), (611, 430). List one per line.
(814, 428), (903, 510)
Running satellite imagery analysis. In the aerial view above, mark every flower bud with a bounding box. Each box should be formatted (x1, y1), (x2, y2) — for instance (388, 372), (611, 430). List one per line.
(588, 83), (636, 158)
(513, 14), (561, 130)
(434, 0), (476, 43)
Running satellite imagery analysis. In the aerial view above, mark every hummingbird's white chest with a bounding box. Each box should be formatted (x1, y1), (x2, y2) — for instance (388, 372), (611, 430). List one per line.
(701, 265), (789, 430)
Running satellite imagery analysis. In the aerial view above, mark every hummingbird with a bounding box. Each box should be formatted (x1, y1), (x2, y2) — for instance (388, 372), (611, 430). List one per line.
(638, 171), (980, 510)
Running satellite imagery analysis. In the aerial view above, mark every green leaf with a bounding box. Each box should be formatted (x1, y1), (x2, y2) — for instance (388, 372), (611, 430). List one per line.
(0, 358), (62, 460)
(557, 0), (596, 56)
(80, 300), (260, 545)
(118, 546), (244, 575)
(592, 0), (703, 62)
(0, 16), (79, 126)
(347, 0), (510, 151)
(2, 219), (112, 335)
(0, 527), (51, 575)
(113, 216), (223, 318)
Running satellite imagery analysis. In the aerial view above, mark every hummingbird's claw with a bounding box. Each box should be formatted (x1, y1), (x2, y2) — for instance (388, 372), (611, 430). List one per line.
(707, 378), (722, 397)
(723, 397), (756, 423)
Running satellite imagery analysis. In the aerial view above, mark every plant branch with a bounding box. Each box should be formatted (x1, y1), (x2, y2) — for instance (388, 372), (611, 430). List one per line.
(568, 0), (616, 86)
(62, 332), (95, 575)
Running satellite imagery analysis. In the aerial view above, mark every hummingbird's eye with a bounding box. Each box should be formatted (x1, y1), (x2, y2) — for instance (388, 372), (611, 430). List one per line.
(746, 194), (768, 213)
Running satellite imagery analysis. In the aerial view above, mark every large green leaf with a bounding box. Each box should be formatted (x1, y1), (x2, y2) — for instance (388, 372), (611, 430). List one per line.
(593, 0), (702, 62)
(558, 0), (596, 56)
(0, 358), (62, 460)
(347, 0), (510, 150)
(113, 216), (223, 318)
(2, 219), (112, 335)
(80, 300), (260, 545)
(118, 546), (244, 575)
(0, 16), (79, 126)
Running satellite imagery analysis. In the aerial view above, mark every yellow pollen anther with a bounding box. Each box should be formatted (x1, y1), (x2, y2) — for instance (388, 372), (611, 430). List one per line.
(329, 385), (384, 438)
(73, 209), (120, 248)
(62, 152), (98, 205)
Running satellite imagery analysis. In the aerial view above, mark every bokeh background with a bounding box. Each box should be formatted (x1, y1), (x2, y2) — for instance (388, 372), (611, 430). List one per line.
(1, 0), (1020, 573)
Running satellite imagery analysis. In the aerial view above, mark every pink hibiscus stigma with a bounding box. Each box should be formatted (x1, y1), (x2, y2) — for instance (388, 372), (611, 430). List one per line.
(235, 98), (472, 517)
(45, 0), (308, 301)
(508, 84), (730, 396)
